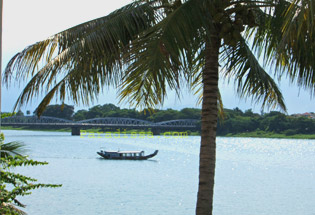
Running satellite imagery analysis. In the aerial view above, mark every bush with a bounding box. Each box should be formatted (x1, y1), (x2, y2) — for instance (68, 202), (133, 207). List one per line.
(284, 129), (298, 136)
(0, 134), (61, 214)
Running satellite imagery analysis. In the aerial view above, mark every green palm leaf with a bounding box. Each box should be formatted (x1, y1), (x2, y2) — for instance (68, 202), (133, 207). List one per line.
(221, 37), (286, 111)
(4, 1), (157, 115)
(0, 141), (25, 159)
(250, 0), (315, 93)
(119, 0), (213, 108)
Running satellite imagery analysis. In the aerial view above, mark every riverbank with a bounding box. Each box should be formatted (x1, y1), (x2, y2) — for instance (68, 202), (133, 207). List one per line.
(1, 126), (71, 132)
(221, 131), (315, 139)
(2, 126), (315, 139)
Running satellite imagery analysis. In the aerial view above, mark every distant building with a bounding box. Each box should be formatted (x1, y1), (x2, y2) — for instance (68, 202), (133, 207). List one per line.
(291, 112), (315, 119)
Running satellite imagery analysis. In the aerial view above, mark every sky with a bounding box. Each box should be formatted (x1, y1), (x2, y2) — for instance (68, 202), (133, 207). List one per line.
(1, 0), (314, 114)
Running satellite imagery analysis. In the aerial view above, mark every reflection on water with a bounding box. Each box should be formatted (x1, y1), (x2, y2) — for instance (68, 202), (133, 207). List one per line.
(3, 130), (315, 215)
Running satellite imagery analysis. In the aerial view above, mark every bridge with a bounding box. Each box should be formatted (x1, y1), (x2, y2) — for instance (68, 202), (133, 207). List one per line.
(1, 116), (199, 135)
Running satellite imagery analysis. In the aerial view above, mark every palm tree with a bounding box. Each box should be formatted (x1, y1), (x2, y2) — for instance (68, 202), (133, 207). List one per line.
(3, 0), (315, 214)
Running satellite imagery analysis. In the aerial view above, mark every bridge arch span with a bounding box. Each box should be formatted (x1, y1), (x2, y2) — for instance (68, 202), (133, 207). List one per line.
(156, 119), (199, 127)
(77, 117), (154, 126)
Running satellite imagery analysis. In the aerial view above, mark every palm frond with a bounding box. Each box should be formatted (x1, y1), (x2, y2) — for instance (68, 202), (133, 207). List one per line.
(119, 0), (212, 108)
(249, 0), (315, 94)
(278, 0), (315, 92)
(0, 141), (25, 159)
(4, 1), (158, 114)
(221, 36), (286, 111)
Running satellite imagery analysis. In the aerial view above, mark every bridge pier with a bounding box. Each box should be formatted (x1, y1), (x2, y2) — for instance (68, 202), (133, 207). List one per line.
(71, 127), (81, 136)
(151, 128), (161, 135)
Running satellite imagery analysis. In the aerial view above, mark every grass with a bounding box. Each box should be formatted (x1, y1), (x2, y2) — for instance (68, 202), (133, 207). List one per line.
(221, 130), (315, 139)
(0, 126), (71, 132)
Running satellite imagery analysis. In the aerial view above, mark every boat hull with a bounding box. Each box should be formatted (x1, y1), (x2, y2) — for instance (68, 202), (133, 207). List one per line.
(97, 150), (158, 160)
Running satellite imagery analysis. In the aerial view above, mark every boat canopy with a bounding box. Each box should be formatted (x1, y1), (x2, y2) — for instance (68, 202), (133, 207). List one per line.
(104, 151), (144, 154)
(97, 149), (158, 160)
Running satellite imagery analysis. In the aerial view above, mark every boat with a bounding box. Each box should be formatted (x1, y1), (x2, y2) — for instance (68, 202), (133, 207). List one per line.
(97, 150), (158, 160)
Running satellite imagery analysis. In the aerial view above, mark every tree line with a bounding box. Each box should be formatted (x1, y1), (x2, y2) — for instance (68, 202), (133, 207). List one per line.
(3, 104), (314, 136)
(217, 108), (315, 136)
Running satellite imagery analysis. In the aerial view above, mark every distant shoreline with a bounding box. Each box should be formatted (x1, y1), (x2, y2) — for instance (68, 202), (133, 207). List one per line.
(2, 126), (315, 139)
(220, 132), (315, 139)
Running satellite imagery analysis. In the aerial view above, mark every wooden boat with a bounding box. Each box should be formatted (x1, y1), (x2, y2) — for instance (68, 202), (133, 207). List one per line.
(97, 150), (158, 160)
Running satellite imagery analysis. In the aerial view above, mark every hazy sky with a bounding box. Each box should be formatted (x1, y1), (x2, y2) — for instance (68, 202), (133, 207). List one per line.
(1, 0), (314, 114)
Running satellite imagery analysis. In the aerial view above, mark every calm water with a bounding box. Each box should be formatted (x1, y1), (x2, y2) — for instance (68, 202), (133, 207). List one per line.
(3, 130), (315, 215)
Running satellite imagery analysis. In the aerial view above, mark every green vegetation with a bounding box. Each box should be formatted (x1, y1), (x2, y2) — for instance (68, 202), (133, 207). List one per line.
(1, 111), (25, 119)
(25, 103), (201, 122)
(75, 104), (315, 138)
(1, 112), (16, 119)
(73, 104), (201, 122)
(217, 108), (315, 138)
(224, 131), (315, 139)
(34, 104), (74, 120)
(0, 126), (72, 132)
(0, 134), (61, 214)
(3, 0), (315, 214)
(3, 104), (315, 139)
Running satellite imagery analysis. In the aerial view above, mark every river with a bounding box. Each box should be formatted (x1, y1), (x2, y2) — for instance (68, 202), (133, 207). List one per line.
(3, 130), (315, 215)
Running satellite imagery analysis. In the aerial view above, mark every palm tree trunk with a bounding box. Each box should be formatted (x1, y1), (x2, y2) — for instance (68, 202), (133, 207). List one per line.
(196, 35), (220, 215)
